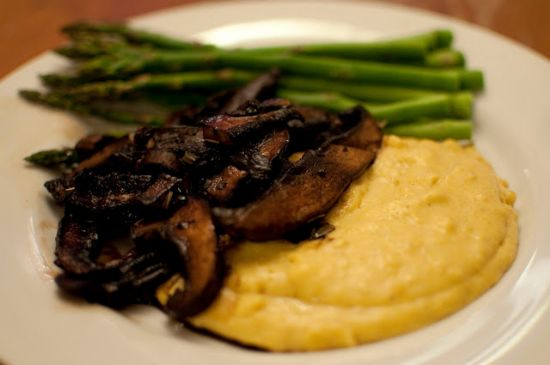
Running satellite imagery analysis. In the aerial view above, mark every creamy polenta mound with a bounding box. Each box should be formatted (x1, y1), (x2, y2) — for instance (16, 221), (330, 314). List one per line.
(190, 135), (518, 351)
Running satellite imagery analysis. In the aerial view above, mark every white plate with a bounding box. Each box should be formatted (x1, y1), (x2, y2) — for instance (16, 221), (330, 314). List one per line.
(1, 1), (549, 364)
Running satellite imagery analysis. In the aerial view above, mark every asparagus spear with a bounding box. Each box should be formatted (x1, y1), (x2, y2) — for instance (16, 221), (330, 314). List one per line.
(19, 90), (164, 126)
(77, 49), (483, 91)
(385, 119), (472, 140)
(241, 29), (453, 61)
(24, 148), (79, 169)
(280, 76), (441, 102)
(61, 23), (462, 66)
(42, 70), (447, 103)
(277, 89), (472, 125)
(62, 22), (216, 51)
(51, 70), (258, 102)
(423, 48), (465, 68)
(55, 37), (134, 59)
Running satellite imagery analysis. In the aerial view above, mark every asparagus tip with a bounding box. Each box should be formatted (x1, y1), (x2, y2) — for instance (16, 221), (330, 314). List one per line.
(460, 70), (484, 91)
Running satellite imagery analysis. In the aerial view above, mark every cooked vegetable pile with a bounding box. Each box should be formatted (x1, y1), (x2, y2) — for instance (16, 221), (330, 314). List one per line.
(26, 67), (383, 317)
(20, 22), (483, 140)
(22, 23), (483, 318)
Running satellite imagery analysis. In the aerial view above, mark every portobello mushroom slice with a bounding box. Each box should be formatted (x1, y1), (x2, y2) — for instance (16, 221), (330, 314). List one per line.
(167, 69), (280, 124)
(66, 172), (180, 212)
(204, 165), (249, 204)
(133, 126), (222, 173)
(74, 134), (117, 159)
(214, 143), (380, 241)
(44, 177), (75, 204)
(162, 197), (223, 319)
(288, 105), (344, 150)
(55, 213), (101, 275)
(219, 69), (280, 113)
(72, 136), (131, 175)
(204, 129), (290, 205)
(202, 107), (301, 146)
(56, 248), (175, 307)
(231, 129), (290, 181)
(337, 106), (383, 152)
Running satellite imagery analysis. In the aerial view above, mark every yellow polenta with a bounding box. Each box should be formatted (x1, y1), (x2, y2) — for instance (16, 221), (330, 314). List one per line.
(190, 136), (518, 351)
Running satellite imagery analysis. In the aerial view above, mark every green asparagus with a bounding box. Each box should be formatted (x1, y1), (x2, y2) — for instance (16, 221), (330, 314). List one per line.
(385, 119), (472, 140)
(43, 70), (445, 103)
(239, 29), (452, 61)
(19, 90), (164, 126)
(24, 148), (79, 169)
(20, 23), (485, 141)
(278, 89), (472, 125)
(53, 70), (258, 102)
(76, 49), (482, 91)
(61, 23), (463, 67)
(62, 22), (216, 51)
(279, 76), (441, 102)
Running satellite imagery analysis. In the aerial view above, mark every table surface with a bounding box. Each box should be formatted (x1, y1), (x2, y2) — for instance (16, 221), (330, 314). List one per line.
(0, 0), (548, 79)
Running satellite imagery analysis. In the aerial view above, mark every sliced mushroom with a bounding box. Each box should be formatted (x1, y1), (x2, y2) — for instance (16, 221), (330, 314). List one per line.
(204, 165), (249, 204)
(56, 248), (175, 307)
(163, 198), (223, 319)
(214, 111), (383, 241)
(72, 137), (131, 175)
(65, 172), (180, 212)
(231, 129), (290, 181)
(202, 107), (300, 146)
(74, 134), (117, 159)
(55, 213), (101, 275)
(133, 126), (223, 173)
(214, 143), (379, 241)
(336, 106), (383, 152)
(220, 69), (280, 113)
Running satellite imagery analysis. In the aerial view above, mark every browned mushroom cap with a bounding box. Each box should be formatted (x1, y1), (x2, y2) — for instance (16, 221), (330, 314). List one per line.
(231, 129), (290, 181)
(72, 137), (131, 175)
(202, 107), (300, 146)
(55, 213), (100, 275)
(65, 172), (181, 212)
(163, 198), (223, 319)
(214, 143), (379, 241)
(288, 105), (343, 148)
(56, 247), (175, 307)
(336, 106), (383, 153)
(212, 107), (382, 241)
(133, 126), (222, 173)
(74, 134), (117, 159)
(219, 69), (280, 113)
(203, 129), (290, 205)
(204, 165), (249, 204)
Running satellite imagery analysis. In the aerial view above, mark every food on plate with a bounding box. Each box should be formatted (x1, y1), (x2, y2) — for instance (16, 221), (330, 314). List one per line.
(36, 71), (384, 316)
(190, 136), (517, 351)
(22, 23), (518, 352)
(21, 23), (483, 140)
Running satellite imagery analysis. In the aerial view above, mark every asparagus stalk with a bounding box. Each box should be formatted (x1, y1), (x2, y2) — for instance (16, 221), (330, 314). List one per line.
(55, 38), (134, 59)
(239, 29), (453, 61)
(278, 89), (472, 125)
(77, 49), (483, 91)
(61, 23), (461, 66)
(385, 119), (472, 140)
(280, 76), (441, 102)
(19, 90), (163, 126)
(52, 70), (258, 102)
(423, 48), (465, 68)
(42, 70), (447, 103)
(62, 22), (216, 51)
(24, 148), (79, 169)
